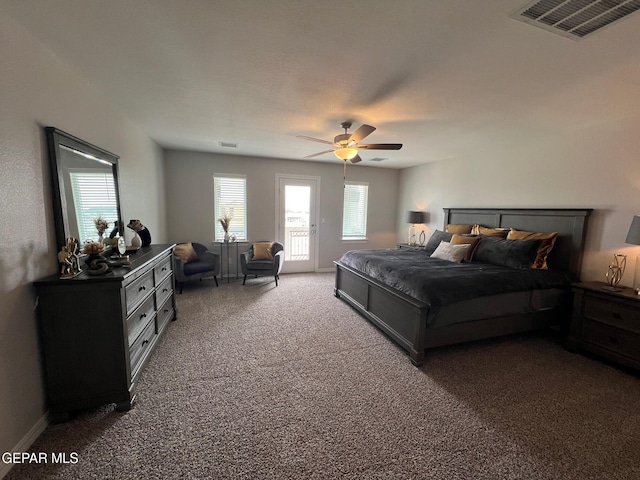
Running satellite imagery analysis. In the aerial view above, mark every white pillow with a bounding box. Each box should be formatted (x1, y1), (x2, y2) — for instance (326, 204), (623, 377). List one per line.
(430, 241), (470, 263)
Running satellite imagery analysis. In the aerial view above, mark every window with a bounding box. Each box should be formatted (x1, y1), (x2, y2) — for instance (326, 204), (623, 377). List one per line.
(213, 174), (247, 241)
(69, 171), (118, 242)
(342, 182), (368, 240)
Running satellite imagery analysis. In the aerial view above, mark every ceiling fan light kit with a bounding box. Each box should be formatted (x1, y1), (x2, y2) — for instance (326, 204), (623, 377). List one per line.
(297, 121), (402, 165)
(334, 147), (358, 161)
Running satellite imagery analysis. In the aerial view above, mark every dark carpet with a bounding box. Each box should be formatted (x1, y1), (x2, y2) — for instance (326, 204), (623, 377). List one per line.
(6, 273), (640, 479)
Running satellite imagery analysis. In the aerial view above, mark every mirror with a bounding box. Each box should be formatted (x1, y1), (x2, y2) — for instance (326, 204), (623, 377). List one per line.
(46, 127), (123, 253)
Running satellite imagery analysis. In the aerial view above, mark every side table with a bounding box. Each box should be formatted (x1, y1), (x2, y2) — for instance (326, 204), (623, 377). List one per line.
(568, 281), (640, 372)
(213, 241), (241, 282)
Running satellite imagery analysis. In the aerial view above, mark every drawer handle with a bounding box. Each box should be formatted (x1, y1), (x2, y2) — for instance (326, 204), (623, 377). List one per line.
(609, 336), (619, 345)
(142, 340), (149, 347)
(139, 285), (146, 292)
(163, 288), (168, 293)
(164, 309), (169, 313)
(162, 267), (167, 271)
(140, 313), (147, 319)
(612, 312), (622, 320)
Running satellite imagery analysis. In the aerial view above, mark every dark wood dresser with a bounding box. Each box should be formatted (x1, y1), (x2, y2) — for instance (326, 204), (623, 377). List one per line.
(568, 281), (640, 372)
(34, 244), (176, 422)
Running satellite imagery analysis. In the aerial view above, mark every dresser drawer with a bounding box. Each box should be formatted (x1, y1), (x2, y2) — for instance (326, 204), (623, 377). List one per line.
(129, 319), (156, 378)
(125, 269), (154, 315)
(582, 318), (640, 358)
(157, 295), (174, 334)
(584, 297), (640, 332)
(127, 294), (156, 346)
(155, 275), (173, 309)
(154, 256), (172, 285)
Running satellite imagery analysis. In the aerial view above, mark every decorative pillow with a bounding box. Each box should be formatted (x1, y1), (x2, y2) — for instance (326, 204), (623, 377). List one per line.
(471, 225), (510, 238)
(424, 230), (454, 256)
(174, 242), (198, 264)
(446, 224), (473, 234)
(252, 242), (274, 260)
(430, 241), (470, 263)
(451, 234), (481, 262)
(507, 228), (558, 269)
(473, 236), (541, 269)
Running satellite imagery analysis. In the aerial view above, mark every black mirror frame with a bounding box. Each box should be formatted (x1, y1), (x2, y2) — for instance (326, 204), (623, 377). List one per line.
(45, 127), (123, 253)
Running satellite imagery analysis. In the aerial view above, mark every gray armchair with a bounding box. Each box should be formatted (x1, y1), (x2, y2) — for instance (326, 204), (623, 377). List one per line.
(240, 241), (284, 286)
(173, 242), (220, 293)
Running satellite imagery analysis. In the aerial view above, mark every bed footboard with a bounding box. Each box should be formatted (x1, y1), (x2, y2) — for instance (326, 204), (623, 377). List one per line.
(334, 262), (429, 366)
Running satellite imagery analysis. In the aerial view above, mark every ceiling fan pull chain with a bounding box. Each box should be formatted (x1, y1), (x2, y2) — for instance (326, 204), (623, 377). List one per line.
(343, 160), (347, 188)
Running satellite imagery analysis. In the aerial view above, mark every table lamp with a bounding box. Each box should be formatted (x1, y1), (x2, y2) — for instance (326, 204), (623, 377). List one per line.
(405, 211), (425, 246)
(625, 215), (640, 294)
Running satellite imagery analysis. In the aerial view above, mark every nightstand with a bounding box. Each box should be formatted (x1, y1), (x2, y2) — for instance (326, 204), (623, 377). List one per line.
(568, 281), (640, 371)
(397, 243), (424, 251)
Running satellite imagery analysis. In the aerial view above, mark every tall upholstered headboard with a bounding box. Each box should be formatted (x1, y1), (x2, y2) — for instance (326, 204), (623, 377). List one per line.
(443, 208), (592, 279)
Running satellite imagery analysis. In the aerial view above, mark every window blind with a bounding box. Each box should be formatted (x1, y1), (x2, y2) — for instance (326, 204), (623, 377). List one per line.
(342, 182), (368, 240)
(213, 175), (247, 241)
(69, 171), (118, 242)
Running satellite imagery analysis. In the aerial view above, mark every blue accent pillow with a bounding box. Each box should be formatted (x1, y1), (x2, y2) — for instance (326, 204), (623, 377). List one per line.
(424, 230), (454, 256)
(473, 236), (541, 269)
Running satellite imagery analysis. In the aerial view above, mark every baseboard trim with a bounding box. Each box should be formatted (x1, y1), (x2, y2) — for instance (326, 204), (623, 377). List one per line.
(0, 412), (49, 479)
(315, 267), (335, 273)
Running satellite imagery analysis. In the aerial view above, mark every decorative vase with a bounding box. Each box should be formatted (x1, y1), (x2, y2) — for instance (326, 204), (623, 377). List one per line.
(131, 231), (142, 249)
(224, 231), (230, 242)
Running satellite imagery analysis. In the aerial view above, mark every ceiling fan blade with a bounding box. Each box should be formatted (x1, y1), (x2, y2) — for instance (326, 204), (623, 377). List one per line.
(303, 149), (335, 159)
(357, 143), (403, 150)
(296, 135), (334, 145)
(348, 124), (376, 144)
(350, 154), (362, 164)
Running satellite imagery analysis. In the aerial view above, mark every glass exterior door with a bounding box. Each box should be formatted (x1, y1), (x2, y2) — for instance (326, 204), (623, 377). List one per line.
(277, 176), (317, 273)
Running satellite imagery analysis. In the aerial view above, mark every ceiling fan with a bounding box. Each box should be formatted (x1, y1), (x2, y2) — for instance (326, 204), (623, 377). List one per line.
(297, 121), (402, 164)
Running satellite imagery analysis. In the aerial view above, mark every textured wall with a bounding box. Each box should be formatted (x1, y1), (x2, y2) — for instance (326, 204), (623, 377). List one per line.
(0, 12), (166, 472)
(164, 150), (400, 270)
(397, 116), (640, 286)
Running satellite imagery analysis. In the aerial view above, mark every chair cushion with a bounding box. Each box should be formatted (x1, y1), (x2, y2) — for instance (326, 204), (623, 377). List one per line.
(252, 242), (274, 260)
(183, 260), (216, 275)
(175, 242), (198, 264)
(246, 259), (275, 271)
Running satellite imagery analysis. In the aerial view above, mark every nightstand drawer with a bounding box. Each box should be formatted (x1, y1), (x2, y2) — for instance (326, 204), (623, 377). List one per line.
(584, 297), (640, 332)
(582, 318), (640, 358)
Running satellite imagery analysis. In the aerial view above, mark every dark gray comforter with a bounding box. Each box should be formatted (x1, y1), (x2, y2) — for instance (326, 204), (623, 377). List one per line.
(337, 248), (574, 310)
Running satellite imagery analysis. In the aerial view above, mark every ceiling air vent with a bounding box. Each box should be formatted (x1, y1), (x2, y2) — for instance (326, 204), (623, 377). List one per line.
(368, 157), (387, 162)
(511, 0), (640, 40)
(218, 141), (238, 148)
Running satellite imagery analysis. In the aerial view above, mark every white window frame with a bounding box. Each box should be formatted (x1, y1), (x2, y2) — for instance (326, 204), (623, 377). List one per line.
(342, 181), (368, 241)
(213, 174), (247, 242)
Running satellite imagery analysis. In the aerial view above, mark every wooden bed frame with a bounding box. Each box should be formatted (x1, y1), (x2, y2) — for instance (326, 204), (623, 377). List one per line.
(334, 208), (592, 366)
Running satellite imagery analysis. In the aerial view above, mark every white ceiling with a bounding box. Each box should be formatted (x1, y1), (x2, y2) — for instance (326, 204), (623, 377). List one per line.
(5, 0), (640, 169)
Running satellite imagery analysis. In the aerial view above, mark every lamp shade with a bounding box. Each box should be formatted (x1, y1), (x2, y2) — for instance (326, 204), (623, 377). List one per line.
(405, 210), (425, 224)
(334, 147), (358, 161)
(626, 216), (640, 245)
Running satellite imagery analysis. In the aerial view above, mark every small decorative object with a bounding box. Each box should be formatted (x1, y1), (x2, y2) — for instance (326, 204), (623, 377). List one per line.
(83, 240), (112, 275)
(625, 215), (640, 295)
(405, 210), (425, 246)
(603, 254), (626, 292)
(219, 213), (232, 242)
(230, 234), (237, 243)
(57, 237), (82, 278)
(127, 219), (151, 248)
(109, 220), (120, 239)
(94, 215), (110, 244)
